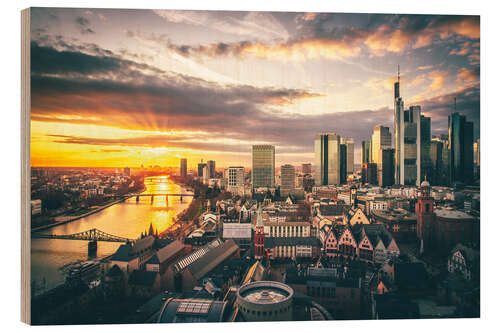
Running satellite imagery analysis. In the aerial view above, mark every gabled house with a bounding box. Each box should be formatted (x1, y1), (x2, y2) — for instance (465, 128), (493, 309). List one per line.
(343, 207), (370, 225)
(448, 244), (479, 281)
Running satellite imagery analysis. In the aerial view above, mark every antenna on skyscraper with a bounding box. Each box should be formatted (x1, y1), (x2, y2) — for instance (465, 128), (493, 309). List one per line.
(397, 64), (400, 83)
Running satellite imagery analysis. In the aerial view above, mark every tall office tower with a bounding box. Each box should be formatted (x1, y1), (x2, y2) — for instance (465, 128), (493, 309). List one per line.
(180, 158), (187, 178)
(394, 68), (422, 185)
(280, 164), (295, 197)
(197, 161), (206, 177)
(302, 163), (312, 175)
(378, 148), (395, 187)
(430, 140), (444, 185)
(372, 125), (392, 166)
(207, 160), (216, 178)
(340, 143), (347, 184)
(362, 163), (378, 185)
(361, 140), (372, 164)
(252, 145), (275, 188)
(341, 138), (355, 174)
(448, 112), (474, 184)
(123, 167), (131, 177)
(420, 115), (433, 182)
(314, 133), (341, 185)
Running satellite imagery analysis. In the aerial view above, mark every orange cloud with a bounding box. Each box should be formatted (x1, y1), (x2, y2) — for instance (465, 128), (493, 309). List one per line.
(456, 68), (479, 83)
(429, 70), (448, 91)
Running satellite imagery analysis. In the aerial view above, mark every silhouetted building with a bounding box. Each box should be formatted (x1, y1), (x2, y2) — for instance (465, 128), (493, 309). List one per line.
(180, 158), (187, 178)
(207, 160), (216, 178)
(361, 140), (372, 164)
(448, 112), (474, 184)
(378, 149), (395, 187)
(340, 143), (347, 184)
(362, 163), (378, 185)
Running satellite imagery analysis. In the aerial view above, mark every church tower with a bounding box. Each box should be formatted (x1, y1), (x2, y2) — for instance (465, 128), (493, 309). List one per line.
(416, 179), (435, 253)
(254, 204), (266, 259)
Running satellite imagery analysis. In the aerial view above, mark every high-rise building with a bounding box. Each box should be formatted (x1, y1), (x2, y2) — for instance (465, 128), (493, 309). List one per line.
(430, 140), (444, 185)
(252, 145), (275, 188)
(371, 125), (392, 166)
(198, 161), (206, 177)
(202, 165), (209, 182)
(361, 140), (372, 164)
(340, 144), (347, 184)
(302, 163), (312, 175)
(378, 149), (395, 187)
(207, 160), (216, 178)
(180, 158), (187, 178)
(123, 167), (131, 177)
(448, 112), (474, 184)
(341, 138), (355, 174)
(474, 139), (480, 167)
(394, 68), (422, 186)
(420, 115), (433, 182)
(280, 164), (295, 197)
(361, 163), (378, 185)
(314, 133), (341, 186)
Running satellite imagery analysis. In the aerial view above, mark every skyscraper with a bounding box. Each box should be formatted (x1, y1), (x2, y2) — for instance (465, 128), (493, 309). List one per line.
(252, 145), (275, 188)
(448, 112), (474, 184)
(420, 115), (432, 182)
(314, 133), (341, 185)
(430, 140), (443, 185)
(197, 161), (206, 177)
(341, 138), (355, 174)
(378, 148), (395, 187)
(180, 158), (187, 178)
(394, 69), (422, 185)
(340, 143), (347, 184)
(371, 125), (392, 166)
(280, 164), (295, 197)
(361, 140), (372, 164)
(207, 160), (216, 178)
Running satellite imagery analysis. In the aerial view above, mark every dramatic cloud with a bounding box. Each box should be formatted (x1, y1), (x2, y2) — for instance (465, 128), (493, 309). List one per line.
(456, 67), (479, 83)
(164, 14), (479, 61)
(75, 16), (95, 34)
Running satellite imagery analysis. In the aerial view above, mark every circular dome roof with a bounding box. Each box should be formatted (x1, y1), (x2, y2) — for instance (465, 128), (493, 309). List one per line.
(237, 281), (293, 305)
(421, 180), (430, 187)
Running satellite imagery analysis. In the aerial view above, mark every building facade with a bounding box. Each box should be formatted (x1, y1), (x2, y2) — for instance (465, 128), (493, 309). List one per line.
(180, 158), (187, 178)
(252, 145), (275, 188)
(314, 133), (341, 186)
(280, 164), (295, 197)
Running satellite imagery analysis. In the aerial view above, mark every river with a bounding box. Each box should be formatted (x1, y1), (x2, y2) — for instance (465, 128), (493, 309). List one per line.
(30, 175), (193, 292)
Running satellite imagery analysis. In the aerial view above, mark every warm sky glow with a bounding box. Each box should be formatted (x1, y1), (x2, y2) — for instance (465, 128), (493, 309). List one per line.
(30, 8), (480, 168)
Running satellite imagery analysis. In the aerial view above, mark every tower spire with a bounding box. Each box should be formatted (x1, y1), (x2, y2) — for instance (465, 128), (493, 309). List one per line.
(397, 64), (400, 83)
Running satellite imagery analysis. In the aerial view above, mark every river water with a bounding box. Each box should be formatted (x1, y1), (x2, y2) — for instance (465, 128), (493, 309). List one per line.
(30, 176), (192, 291)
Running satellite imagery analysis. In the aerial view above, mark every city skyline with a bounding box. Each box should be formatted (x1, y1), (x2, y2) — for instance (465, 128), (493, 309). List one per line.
(30, 9), (479, 168)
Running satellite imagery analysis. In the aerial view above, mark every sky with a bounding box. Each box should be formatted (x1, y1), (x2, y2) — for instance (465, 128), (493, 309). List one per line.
(30, 8), (480, 169)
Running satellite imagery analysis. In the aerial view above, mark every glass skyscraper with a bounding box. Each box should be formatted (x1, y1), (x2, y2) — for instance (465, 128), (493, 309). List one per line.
(448, 112), (474, 184)
(252, 145), (275, 188)
(394, 69), (422, 186)
(314, 133), (341, 185)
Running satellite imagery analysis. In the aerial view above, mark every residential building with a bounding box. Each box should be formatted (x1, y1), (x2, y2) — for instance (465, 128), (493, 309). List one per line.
(228, 166), (245, 195)
(302, 163), (312, 175)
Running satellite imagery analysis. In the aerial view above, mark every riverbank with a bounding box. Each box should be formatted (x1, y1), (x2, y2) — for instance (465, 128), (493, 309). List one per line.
(31, 197), (128, 233)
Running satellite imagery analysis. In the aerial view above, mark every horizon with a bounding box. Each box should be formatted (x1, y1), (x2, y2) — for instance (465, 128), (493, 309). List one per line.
(30, 9), (480, 168)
